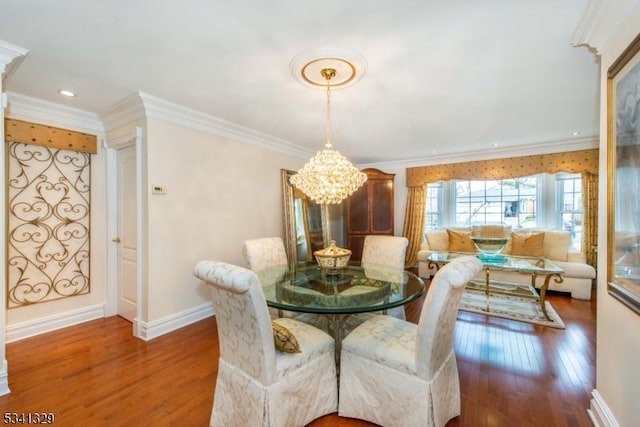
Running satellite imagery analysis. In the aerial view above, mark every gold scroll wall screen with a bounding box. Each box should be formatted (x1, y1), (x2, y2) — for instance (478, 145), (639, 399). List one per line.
(5, 119), (97, 308)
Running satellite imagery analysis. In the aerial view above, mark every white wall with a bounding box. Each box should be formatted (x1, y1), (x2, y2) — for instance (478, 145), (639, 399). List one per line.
(144, 117), (303, 322)
(593, 8), (640, 427)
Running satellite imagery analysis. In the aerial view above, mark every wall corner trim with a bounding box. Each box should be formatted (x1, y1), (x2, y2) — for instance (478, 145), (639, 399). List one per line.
(588, 389), (620, 427)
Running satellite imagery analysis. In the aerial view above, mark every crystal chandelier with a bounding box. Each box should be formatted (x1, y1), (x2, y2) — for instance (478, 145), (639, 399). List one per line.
(289, 66), (367, 204)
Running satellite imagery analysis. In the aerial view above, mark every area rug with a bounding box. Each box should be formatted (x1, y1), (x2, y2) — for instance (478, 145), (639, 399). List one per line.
(459, 289), (565, 329)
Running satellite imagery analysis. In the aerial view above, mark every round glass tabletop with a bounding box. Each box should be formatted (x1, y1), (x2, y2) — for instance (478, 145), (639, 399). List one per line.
(258, 262), (425, 315)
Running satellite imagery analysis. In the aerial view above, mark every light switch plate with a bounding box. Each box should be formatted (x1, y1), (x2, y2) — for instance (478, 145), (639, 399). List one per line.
(151, 185), (167, 195)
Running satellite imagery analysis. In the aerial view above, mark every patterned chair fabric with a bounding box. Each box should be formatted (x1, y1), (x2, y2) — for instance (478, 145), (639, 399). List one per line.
(243, 237), (291, 319)
(338, 255), (482, 427)
(359, 235), (409, 321)
(193, 260), (338, 427)
(242, 237), (288, 272)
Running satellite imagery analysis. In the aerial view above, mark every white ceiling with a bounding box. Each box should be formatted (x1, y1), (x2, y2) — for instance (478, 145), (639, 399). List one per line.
(0, 0), (599, 164)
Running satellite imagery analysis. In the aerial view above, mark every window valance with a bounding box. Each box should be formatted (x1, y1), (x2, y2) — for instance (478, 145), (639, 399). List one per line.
(4, 118), (97, 154)
(406, 149), (598, 187)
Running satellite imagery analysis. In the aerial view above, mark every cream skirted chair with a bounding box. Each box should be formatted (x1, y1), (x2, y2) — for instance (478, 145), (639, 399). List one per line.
(193, 260), (338, 427)
(242, 237), (288, 272)
(360, 235), (409, 320)
(243, 236), (326, 327)
(242, 237), (290, 319)
(338, 255), (482, 427)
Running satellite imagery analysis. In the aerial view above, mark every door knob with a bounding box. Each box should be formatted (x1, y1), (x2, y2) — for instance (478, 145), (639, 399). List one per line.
(112, 237), (121, 243)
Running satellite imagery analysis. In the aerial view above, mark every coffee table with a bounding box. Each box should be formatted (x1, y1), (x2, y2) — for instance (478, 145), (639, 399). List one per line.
(427, 252), (564, 320)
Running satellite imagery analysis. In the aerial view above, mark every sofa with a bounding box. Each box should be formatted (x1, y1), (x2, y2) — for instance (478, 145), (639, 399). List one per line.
(416, 227), (596, 300)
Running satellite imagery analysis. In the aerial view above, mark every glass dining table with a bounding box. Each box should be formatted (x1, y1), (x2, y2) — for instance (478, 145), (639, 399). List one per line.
(257, 262), (425, 365)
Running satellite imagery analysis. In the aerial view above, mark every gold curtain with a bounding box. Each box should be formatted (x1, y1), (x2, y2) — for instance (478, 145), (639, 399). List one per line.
(582, 172), (598, 267)
(406, 149), (598, 186)
(402, 186), (425, 268)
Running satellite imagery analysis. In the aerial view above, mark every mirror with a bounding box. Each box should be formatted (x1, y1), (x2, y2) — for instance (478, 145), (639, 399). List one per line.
(281, 169), (329, 263)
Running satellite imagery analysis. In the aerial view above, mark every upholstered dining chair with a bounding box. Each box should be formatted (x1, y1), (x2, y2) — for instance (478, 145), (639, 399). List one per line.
(242, 237), (290, 319)
(338, 255), (482, 427)
(360, 235), (409, 320)
(193, 260), (338, 427)
(243, 236), (328, 328)
(242, 237), (288, 272)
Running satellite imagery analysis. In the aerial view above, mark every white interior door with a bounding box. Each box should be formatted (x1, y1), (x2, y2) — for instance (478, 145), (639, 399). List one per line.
(116, 145), (138, 322)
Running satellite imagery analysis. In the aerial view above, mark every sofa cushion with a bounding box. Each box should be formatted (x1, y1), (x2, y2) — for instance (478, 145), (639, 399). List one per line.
(554, 261), (596, 279)
(447, 229), (476, 252)
(542, 231), (571, 261)
(425, 229), (449, 251)
(508, 232), (545, 257)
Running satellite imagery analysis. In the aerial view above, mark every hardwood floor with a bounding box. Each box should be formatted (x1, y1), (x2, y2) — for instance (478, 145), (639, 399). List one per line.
(0, 289), (595, 427)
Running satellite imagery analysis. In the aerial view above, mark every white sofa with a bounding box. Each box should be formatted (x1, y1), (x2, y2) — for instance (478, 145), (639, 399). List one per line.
(416, 228), (596, 300)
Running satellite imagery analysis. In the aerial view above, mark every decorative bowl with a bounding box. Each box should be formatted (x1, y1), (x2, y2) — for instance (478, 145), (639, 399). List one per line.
(471, 237), (509, 257)
(314, 240), (351, 273)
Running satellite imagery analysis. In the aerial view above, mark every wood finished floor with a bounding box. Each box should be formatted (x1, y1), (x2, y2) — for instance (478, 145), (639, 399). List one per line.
(0, 287), (595, 427)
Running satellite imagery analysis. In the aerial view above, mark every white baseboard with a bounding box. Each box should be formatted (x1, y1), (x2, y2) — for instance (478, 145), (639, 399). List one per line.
(0, 359), (9, 396)
(135, 302), (214, 341)
(4, 302), (214, 343)
(588, 389), (620, 427)
(5, 304), (106, 343)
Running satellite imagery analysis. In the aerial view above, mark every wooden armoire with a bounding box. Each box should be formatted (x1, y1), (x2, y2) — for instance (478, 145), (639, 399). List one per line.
(346, 168), (395, 261)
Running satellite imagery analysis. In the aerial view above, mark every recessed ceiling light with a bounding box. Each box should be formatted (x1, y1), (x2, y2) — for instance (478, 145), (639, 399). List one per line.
(493, 142), (499, 147)
(58, 89), (76, 97)
(572, 131), (581, 136)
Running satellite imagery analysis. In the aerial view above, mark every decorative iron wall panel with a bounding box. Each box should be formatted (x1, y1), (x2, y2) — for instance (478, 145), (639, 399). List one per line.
(7, 142), (90, 307)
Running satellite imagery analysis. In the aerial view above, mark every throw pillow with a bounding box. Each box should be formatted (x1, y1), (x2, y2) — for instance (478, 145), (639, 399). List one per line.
(509, 232), (545, 257)
(447, 229), (476, 252)
(272, 321), (301, 353)
(541, 231), (571, 261)
(426, 229), (449, 251)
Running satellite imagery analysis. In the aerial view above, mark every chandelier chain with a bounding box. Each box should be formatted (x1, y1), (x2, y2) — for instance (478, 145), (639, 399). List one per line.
(325, 84), (332, 149)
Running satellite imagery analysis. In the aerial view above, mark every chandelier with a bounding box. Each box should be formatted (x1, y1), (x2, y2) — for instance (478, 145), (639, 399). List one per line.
(289, 51), (367, 205)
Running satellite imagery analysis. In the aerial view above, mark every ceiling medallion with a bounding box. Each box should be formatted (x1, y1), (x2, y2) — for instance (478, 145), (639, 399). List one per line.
(290, 47), (367, 89)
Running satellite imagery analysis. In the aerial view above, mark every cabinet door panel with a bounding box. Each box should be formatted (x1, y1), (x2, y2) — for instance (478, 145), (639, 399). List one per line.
(348, 235), (366, 262)
(347, 185), (369, 233)
(371, 180), (393, 233)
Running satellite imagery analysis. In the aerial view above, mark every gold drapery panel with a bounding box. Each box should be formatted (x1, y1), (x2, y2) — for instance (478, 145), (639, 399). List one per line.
(5, 118), (97, 154)
(406, 149), (599, 187)
(582, 172), (598, 267)
(402, 186), (425, 268)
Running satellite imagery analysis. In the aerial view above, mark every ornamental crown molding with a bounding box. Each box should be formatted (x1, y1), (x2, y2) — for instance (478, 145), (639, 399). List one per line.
(359, 135), (600, 170)
(6, 91), (104, 136)
(0, 40), (29, 84)
(100, 91), (313, 159)
(136, 92), (313, 159)
(572, 0), (640, 54)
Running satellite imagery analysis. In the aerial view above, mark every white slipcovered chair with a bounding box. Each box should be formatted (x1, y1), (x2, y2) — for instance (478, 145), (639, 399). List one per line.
(338, 255), (482, 427)
(243, 236), (328, 328)
(193, 260), (338, 427)
(360, 235), (409, 320)
(242, 237), (290, 319)
(242, 237), (288, 272)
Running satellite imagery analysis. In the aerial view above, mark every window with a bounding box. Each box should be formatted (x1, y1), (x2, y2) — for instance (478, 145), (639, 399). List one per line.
(424, 173), (582, 248)
(424, 182), (442, 231)
(557, 174), (582, 250)
(454, 177), (538, 227)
